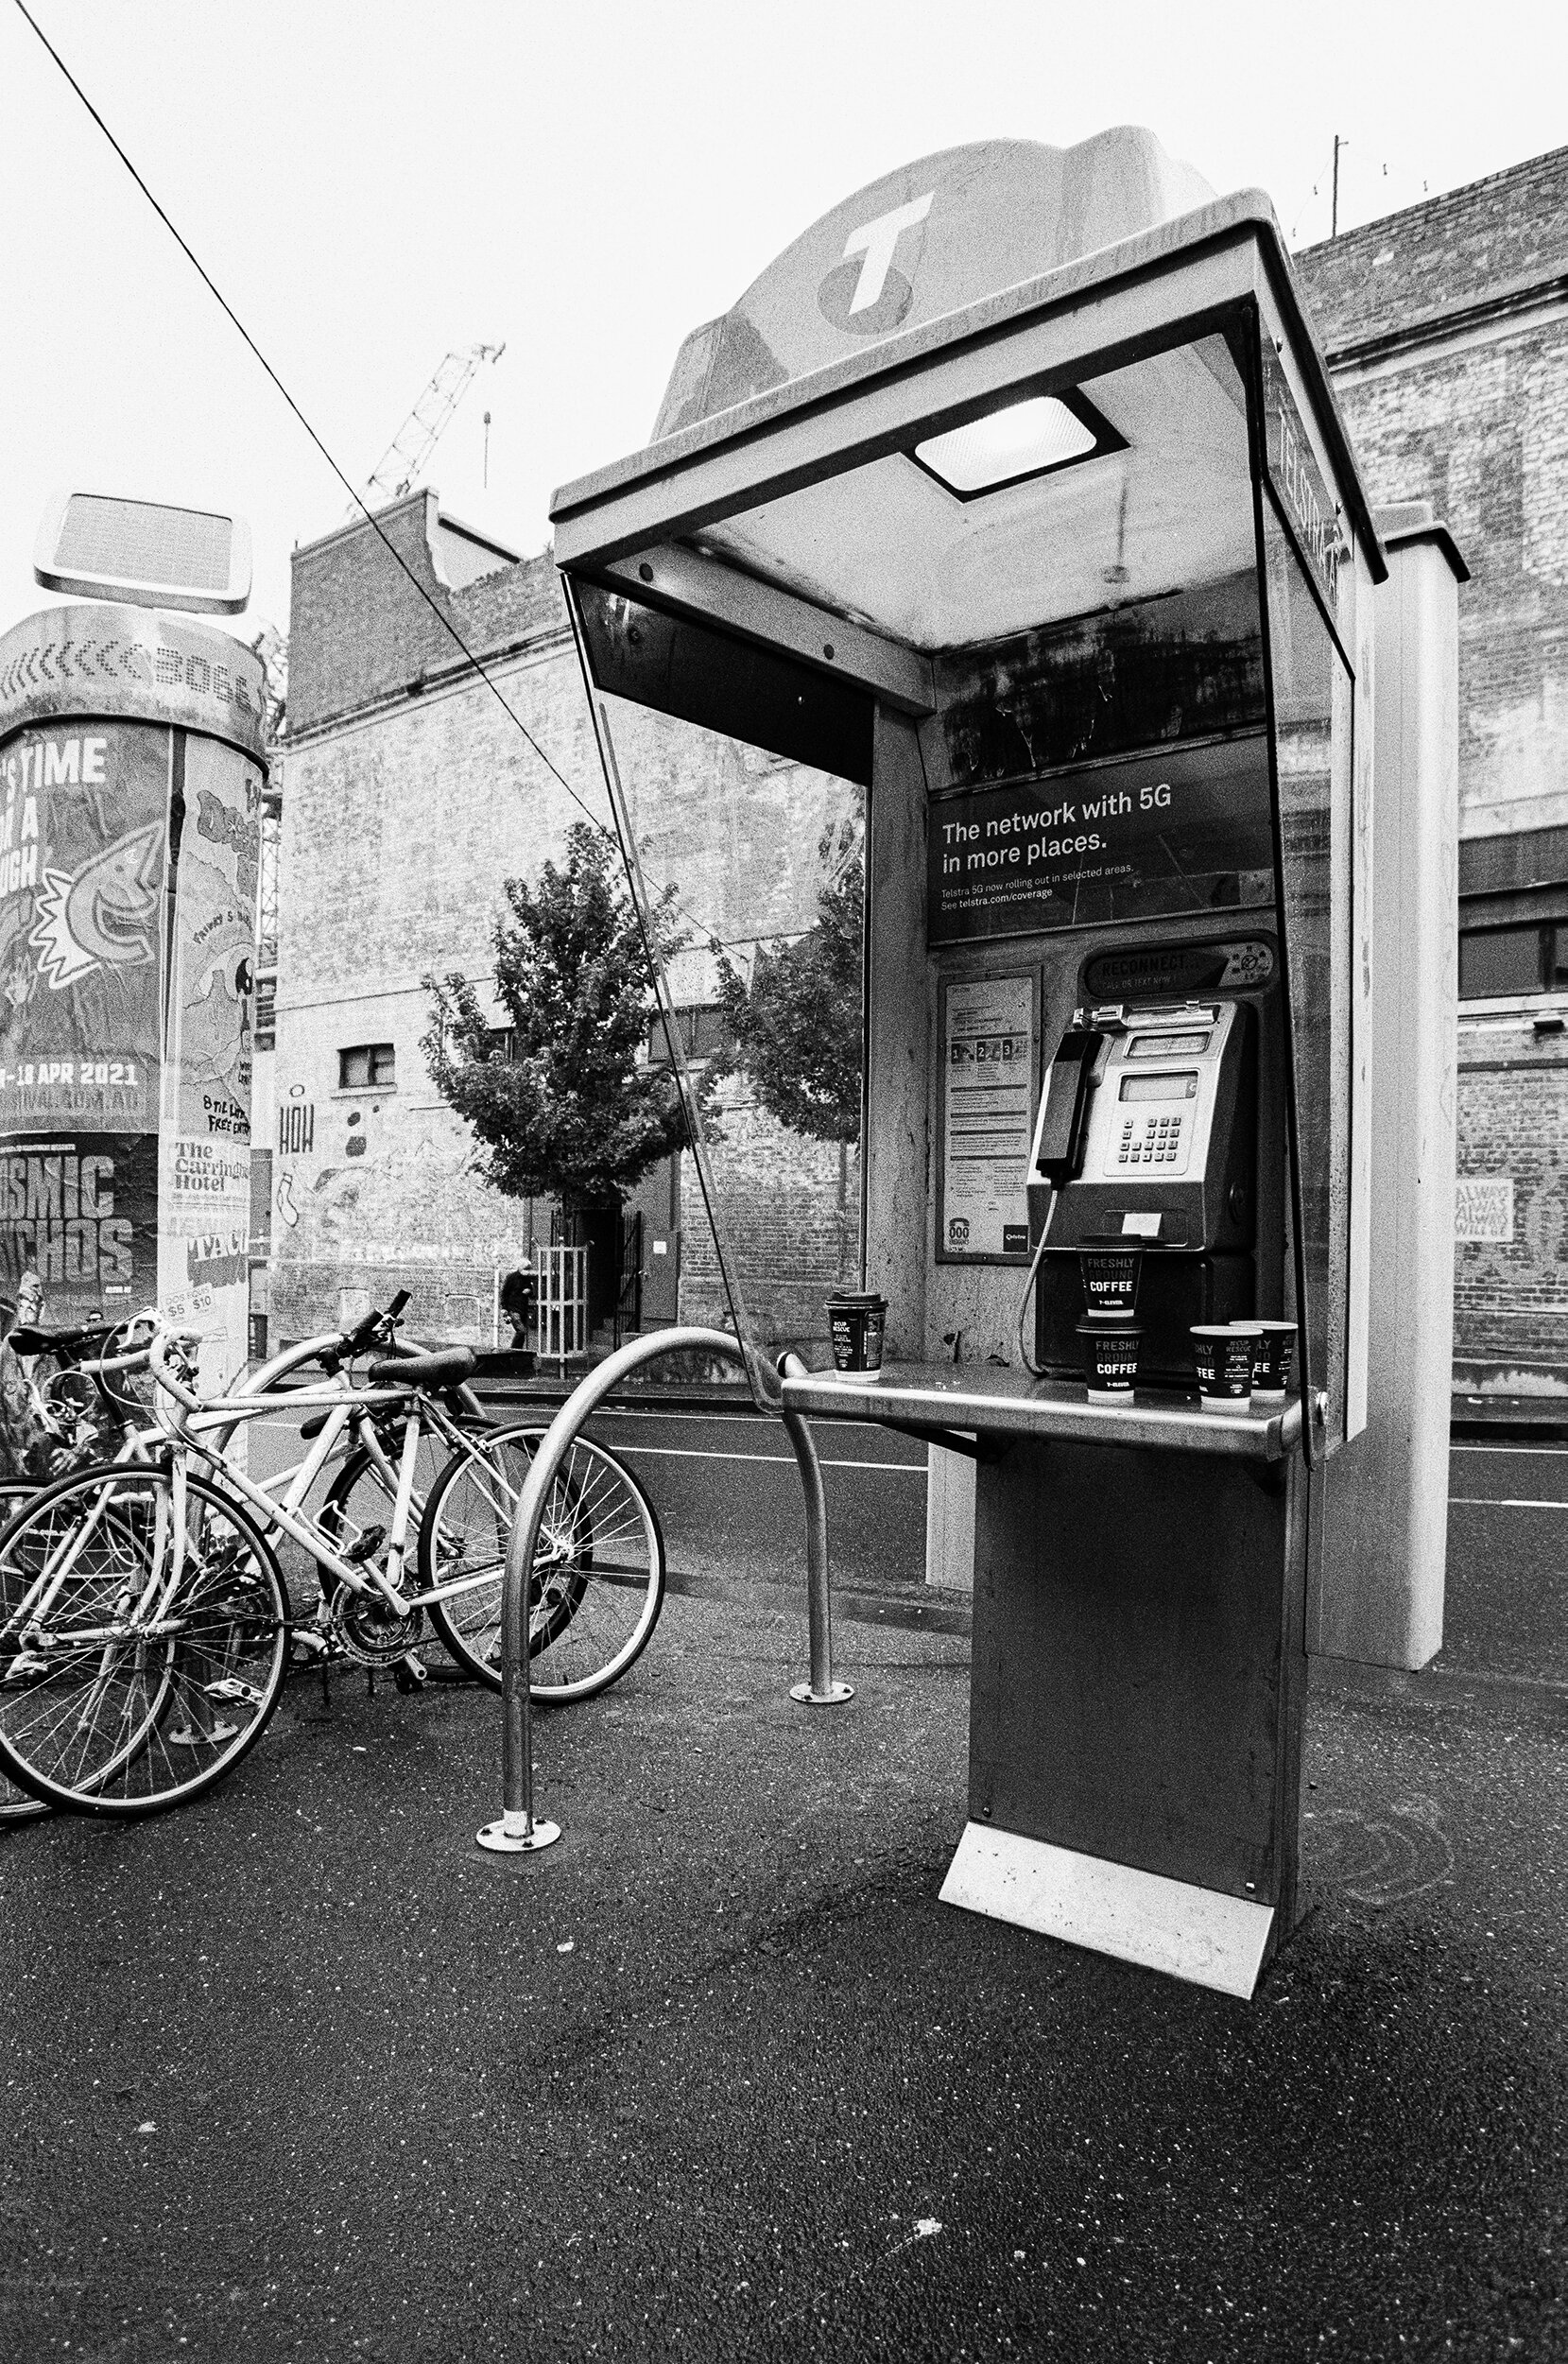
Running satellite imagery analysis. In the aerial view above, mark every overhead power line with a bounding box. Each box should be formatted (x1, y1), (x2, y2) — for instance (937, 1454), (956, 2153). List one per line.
(10, 0), (744, 961)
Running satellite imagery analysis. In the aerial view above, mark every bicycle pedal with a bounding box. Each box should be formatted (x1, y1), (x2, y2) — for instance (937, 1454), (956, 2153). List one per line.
(392, 1656), (429, 1694)
(204, 1677), (264, 1708)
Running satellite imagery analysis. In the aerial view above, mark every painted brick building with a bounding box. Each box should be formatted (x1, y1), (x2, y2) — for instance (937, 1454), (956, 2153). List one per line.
(276, 490), (857, 1351)
(1297, 144), (1568, 1396)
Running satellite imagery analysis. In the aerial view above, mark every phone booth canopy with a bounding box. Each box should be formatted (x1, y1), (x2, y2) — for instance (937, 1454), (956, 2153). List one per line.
(552, 129), (1391, 1995)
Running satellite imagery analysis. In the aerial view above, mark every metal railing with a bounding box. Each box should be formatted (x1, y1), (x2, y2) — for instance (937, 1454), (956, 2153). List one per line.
(477, 1329), (850, 1855)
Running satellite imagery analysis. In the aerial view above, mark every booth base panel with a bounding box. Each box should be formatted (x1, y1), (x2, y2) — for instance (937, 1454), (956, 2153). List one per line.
(941, 1822), (1277, 2000)
(968, 1437), (1307, 1930)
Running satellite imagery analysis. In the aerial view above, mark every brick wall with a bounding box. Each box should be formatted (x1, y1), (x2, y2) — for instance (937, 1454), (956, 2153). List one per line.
(1297, 153), (1568, 1387)
(1295, 147), (1568, 355)
(1453, 1020), (1568, 1390)
(678, 1077), (862, 1351)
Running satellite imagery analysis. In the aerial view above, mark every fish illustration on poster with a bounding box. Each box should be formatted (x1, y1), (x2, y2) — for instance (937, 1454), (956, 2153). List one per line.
(0, 724), (167, 1130)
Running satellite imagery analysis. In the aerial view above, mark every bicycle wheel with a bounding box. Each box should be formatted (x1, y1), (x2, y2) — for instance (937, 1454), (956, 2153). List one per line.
(0, 1464), (289, 1818)
(421, 1424), (665, 1701)
(0, 1481), (45, 1821)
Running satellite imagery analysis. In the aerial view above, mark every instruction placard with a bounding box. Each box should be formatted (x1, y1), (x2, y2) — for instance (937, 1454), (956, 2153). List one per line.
(937, 974), (1037, 1264)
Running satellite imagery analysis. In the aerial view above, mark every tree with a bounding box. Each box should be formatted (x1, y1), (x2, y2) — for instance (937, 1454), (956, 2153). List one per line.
(714, 841), (863, 1145)
(422, 822), (692, 1211)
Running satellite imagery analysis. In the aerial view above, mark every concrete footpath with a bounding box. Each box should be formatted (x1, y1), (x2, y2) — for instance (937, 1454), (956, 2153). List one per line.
(2, 1579), (1564, 2363)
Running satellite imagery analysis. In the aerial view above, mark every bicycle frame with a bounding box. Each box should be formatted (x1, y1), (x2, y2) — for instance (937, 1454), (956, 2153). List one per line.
(152, 1376), (540, 1614)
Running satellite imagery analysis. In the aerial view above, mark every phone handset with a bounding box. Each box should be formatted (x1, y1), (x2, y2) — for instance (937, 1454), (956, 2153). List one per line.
(1016, 1024), (1107, 1375)
(1031, 1027), (1101, 1186)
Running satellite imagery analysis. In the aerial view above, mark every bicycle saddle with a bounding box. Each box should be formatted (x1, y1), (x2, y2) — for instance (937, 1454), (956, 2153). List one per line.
(366, 1346), (476, 1389)
(7, 1322), (112, 1359)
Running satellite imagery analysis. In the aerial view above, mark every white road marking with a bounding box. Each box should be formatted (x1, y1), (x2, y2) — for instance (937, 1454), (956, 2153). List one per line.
(1452, 1440), (1568, 1456)
(1449, 1495), (1568, 1510)
(611, 1442), (923, 1473)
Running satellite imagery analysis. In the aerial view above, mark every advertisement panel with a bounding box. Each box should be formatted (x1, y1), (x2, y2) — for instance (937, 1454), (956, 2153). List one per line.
(926, 733), (1273, 948)
(0, 720), (167, 1130)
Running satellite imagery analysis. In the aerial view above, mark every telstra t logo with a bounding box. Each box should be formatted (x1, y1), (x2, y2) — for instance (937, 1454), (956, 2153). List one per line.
(818, 191), (934, 336)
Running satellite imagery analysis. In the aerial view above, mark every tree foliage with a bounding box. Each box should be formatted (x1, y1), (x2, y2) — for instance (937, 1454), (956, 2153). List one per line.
(715, 851), (863, 1145)
(422, 822), (690, 1206)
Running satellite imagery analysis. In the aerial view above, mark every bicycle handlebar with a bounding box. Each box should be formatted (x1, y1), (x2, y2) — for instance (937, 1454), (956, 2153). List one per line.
(78, 1344), (153, 1377)
(147, 1324), (204, 1412)
(328, 1287), (411, 1362)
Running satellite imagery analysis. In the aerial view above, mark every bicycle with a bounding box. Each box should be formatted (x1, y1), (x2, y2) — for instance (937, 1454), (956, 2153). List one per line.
(0, 1304), (665, 1817)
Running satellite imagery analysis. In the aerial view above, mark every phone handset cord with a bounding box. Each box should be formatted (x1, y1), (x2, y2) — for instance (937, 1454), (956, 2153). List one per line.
(1014, 1189), (1059, 1377)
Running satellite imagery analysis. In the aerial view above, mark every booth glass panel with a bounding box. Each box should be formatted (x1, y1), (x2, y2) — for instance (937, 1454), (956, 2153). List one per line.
(1262, 497), (1354, 1456)
(568, 585), (867, 1396)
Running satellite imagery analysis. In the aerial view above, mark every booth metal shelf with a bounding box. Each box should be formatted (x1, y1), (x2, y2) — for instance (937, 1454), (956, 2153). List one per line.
(780, 1360), (1302, 1459)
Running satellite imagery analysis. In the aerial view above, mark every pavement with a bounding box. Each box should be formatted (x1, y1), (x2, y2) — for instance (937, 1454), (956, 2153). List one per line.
(0, 1427), (1564, 2362)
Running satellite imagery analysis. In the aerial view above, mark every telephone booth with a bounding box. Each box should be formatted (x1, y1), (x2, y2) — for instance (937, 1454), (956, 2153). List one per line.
(548, 130), (1456, 1996)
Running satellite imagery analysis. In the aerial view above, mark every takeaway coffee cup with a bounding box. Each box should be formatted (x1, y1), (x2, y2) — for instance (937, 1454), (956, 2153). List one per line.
(1191, 1323), (1252, 1411)
(1246, 1319), (1298, 1404)
(1077, 1243), (1146, 1316)
(828, 1291), (887, 1378)
(1077, 1314), (1142, 1405)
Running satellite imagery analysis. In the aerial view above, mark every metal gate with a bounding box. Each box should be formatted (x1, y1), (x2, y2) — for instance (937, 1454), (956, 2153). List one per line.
(534, 1244), (589, 1362)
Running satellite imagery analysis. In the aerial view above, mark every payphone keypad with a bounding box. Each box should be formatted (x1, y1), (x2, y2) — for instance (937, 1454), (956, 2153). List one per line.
(1109, 1069), (1198, 1174)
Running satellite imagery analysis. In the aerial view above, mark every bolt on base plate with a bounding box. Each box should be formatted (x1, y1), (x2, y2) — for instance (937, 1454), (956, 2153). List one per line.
(790, 1680), (854, 1706)
(476, 1813), (562, 1854)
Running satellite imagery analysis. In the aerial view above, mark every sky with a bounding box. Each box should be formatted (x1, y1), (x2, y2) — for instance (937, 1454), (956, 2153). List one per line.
(2, 0), (1565, 644)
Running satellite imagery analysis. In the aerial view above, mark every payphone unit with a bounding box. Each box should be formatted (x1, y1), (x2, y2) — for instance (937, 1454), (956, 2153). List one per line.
(1027, 987), (1265, 1380)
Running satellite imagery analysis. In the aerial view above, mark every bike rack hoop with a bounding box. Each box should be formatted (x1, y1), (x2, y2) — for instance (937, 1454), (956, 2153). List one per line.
(480, 1325), (850, 1855)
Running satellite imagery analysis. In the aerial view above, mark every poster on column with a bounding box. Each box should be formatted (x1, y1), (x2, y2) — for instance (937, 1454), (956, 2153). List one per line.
(0, 721), (167, 1130)
(158, 733), (261, 1391)
(0, 1134), (159, 1323)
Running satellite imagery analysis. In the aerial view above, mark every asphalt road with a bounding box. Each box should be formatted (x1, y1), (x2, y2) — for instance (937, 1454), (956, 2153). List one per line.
(1443, 1440), (1568, 1685)
(1, 1416), (1563, 2360)
(2, 1595), (1563, 2363)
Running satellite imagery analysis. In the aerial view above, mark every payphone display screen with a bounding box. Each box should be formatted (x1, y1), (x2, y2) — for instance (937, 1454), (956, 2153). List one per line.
(1119, 1073), (1198, 1103)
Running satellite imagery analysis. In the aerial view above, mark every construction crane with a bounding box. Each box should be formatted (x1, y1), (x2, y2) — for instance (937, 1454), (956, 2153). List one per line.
(349, 342), (505, 517)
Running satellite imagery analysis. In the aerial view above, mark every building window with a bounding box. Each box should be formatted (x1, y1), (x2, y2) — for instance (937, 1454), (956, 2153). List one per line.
(487, 1026), (515, 1062)
(645, 1004), (734, 1065)
(338, 1042), (396, 1090)
(1458, 923), (1568, 1001)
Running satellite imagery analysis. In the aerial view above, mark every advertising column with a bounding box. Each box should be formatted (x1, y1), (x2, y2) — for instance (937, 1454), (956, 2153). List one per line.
(0, 608), (267, 1396)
